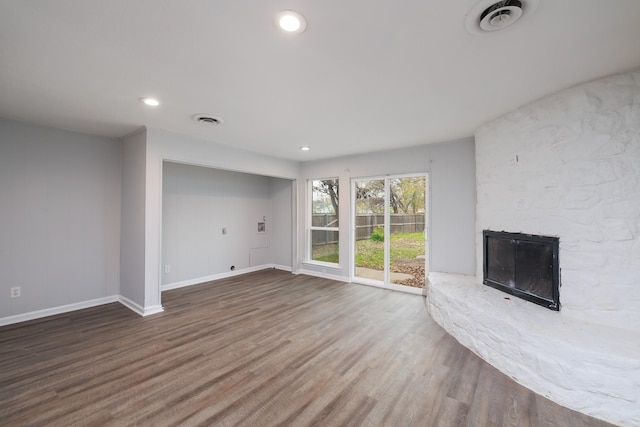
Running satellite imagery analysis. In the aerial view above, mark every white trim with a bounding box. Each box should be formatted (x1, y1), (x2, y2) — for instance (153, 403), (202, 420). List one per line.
(385, 282), (426, 295)
(309, 226), (339, 231)
(118, 295), (164, 316)
(384, 178), (391, 284)
(351, 277), (387, 289)
(296, 269), (424, 295)
(350, 173), (429, 293)
(306, 177), (340, 264)
(293, 268), (350, 283)
(116, 295), (144, 315)
(350, 278), (425, 295)
(161, 264), (275, 291)
(0, 295), (118, 326)
(0, 266), (417, 327)
(142, 305), (164, 316)
(303, 260), (340, 269)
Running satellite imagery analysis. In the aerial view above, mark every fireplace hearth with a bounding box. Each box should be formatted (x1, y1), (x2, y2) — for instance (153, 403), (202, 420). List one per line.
(483, 230), (560, 310)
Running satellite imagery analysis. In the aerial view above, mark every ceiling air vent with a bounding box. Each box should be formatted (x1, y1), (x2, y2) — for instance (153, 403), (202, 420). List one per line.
(479, 0), (522, 31)
(465, 0), (538, 35)
(192, 114), (224, 125)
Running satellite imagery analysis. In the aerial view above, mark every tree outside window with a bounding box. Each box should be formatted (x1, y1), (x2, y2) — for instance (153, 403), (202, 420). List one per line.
(309, 179), (339, 264)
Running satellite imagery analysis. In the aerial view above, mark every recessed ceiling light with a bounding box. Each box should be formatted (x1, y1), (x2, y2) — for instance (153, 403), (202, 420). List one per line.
(141, 97), (160, 107)
(300, 146), (310, 151)
(276, 11), (307, 34)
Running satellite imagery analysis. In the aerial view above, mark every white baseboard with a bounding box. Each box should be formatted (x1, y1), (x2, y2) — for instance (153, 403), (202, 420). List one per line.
(117, 295), (163, 316)
(349, 278), (425, 295)
(377, 281), (425, 295)
(142, 305), (164, 316)
(0, 265), (298, 326)
(296, 270), (425, 295)
(294, 269), (350, 283)
(161, 264), (278, 291)
(0, 295), (119, 327)
(117, 295), (144, 315)
(0, 294), (167, 327)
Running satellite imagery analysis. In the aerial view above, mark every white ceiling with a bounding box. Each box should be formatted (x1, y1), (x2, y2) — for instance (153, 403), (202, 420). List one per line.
(1, 1), (639, 161)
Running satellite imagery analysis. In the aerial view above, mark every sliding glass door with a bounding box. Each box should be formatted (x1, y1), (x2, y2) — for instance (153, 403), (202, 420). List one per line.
(353, 178), (386, 283)
(352, 174), (427, 292)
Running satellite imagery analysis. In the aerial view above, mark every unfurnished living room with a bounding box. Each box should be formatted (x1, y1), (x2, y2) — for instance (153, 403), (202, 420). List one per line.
(1, 1), (639, 426)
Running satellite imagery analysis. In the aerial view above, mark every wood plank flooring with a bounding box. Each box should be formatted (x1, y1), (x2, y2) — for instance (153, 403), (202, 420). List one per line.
(0, 269), (617, 426)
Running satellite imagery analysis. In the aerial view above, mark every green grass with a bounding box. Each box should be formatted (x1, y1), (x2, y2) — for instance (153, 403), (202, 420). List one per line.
(311, 232), (424, 269)
(356, 232), (424, 269)
(312, 244), (340, 263)
(355, 240), (384, 269)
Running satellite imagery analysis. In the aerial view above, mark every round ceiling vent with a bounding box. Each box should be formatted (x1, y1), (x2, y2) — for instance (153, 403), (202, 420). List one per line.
(465, 0), (539, 35)
(192, 114), (224, 125)
(479, 0), (522, 31)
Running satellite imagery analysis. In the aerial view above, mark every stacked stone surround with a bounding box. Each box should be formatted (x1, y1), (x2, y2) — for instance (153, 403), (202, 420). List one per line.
(427, 70), (640, 426)
(475, 70), (640, 330)
(427, 273), (640, 426)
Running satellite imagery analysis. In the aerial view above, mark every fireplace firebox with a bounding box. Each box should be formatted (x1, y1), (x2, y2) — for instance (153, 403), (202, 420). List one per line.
(483, 230), (560, 311)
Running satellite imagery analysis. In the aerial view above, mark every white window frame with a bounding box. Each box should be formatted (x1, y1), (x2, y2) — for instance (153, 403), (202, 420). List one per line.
(349, 172), (429, 295)
(307, 178), (340, 266)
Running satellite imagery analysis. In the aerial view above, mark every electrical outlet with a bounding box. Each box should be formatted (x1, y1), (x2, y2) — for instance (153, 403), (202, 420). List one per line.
(164, 265), (171, 273)
(10, 287), (21, 298)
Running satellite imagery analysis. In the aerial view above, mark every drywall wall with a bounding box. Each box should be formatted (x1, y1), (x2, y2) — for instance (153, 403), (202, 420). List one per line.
(270, 177), (294, 269)
(142, 128), (298, 310)
(162, 162), (272, 286)
(297, 139), (476, 278)
(120, 128), (147, 311)
(429, 140), (476, 274)
(0, 119), (121, 320)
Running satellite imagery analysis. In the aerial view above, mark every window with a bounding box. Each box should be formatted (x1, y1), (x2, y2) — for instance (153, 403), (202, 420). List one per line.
(309, 178), (339, 264)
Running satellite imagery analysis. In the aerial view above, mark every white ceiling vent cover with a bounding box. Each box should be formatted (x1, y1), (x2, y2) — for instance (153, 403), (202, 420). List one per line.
(480, 1), (522, 31)
(192, 114), (224, 125)
(465, 0), (539, 35)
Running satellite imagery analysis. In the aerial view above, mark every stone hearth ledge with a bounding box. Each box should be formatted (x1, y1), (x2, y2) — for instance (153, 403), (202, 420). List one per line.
(426, 272), (640, 427)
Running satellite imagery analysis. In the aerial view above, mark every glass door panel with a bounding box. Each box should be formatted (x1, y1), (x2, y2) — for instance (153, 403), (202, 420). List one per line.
(354, 179), (386, 283)
(388, 176), (426, 288)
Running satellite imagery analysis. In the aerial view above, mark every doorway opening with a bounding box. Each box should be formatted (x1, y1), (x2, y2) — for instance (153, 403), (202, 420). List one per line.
(352, 174), (428, 293)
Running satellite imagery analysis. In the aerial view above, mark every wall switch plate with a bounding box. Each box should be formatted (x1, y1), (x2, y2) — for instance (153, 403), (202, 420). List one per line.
(10, 287), (21, 298)
(164, 265), (171, 273)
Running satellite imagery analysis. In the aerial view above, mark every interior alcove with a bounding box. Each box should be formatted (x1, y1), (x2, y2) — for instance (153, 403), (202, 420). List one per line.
(160, 161), (295, 292)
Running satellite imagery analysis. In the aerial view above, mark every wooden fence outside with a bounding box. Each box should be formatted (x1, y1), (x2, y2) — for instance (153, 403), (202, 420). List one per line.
(312, 214), (425, 245)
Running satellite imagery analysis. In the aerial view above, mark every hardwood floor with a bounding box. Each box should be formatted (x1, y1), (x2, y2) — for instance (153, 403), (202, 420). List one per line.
(0, 269), (616, 426)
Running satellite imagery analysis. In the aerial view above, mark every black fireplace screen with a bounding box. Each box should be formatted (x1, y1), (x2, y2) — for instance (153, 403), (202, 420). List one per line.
(483, 230), (560, 311)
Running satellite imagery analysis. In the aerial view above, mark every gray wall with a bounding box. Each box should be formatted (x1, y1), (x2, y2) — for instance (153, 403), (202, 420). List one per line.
(120, 128), (147, 307)
(142, 128), (299, 310)
(0, 118), (472, 320)
(162, 162), (276, 285)
(297, 138), (476, 278)
(429, 140), (476, 274)
(269, 177), (294, 269)
(0, 119), (121, 318)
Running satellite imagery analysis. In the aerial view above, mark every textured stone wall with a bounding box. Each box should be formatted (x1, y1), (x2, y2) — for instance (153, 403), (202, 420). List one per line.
(427, 70), (640, 426)
(475, 70), (640, 331)
(427, 273), (640, 426)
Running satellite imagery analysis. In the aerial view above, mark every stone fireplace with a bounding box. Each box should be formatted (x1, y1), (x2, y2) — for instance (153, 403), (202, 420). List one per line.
(427, 70), (640, 426)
